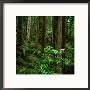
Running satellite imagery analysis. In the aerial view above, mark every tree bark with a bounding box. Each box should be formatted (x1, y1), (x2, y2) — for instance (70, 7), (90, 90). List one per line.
(53, 16), (62, 49)
(35, 16), (39, 47)
(52, 16), (63, 73)
(56, 16), (62, 49)
(52, 16), (57, 48)
(42, 16), (46, 51)
(62, 16), (67, 48)
(16, 16), (23, 52)
(27, 16), (31, 41)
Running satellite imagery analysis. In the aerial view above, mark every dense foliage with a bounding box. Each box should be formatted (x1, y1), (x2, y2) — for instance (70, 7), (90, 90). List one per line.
(16, 16), (74, 74)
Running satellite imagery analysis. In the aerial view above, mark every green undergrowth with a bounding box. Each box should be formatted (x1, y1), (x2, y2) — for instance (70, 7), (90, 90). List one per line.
(16, 44), (74, 74)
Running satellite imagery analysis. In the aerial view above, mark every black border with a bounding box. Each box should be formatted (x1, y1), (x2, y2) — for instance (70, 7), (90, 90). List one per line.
(0, 0), (89, 3)
(0, 0), (3, 89)
(0, 0), (89, 89)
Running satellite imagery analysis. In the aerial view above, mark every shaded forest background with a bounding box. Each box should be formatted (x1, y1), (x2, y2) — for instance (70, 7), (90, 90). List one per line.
(16, 16), (74, 74)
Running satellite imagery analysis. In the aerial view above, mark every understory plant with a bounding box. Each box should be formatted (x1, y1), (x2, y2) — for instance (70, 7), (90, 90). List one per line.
(35, 46), (65, 74)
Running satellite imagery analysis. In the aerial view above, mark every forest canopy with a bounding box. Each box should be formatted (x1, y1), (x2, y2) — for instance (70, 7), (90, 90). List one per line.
(16, 16), (74, 74)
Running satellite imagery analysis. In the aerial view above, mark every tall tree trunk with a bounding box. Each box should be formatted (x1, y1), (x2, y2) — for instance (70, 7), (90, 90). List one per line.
(51, 16), (53, 45)
(52, 16), (63, 73)
(27, 16), (31, 41)
(35, 16), (39, 47)
(62, 16), (67, 48)
(21, 17), (28, 57)
(62, 16), (67, 73)
(42, 16), (46, 51)
(16, 16), (23, 58)
(56, 16), (62, 49)
(56, 16), (62, 73)
(53, 16), (62, 49)
(52, 16), (57, 48)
